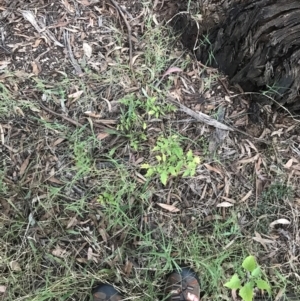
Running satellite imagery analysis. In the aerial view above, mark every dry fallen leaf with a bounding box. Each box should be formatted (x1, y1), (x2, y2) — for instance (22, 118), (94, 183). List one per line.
(10, 261), (21, 271)
(0, 286), (6, 293)
(99, 228), (108, 243)
(79, 0), (91, 6)
(162, 66), (183, 78)
(221, 196), (236, 204)
(270, 218), (290, 228)
(97, 132), (109, 140)
(87, 247), (98, 263)
(0, 124), (4, 145)
(83, 42), (92, 58)
(157, 203), (180, 213)
(47, 177), (64, 185)
(52, 138), (65, 147)
(204, 163), (223, 176)
(124, 260), (133, 277)
(87, 247), (93, 261)
(31, 61), (40, 75)
(19, 154), (31, 177)
(68, 90), (83, 100)
(66, 216), (77, 229)
(239, 190), (252, 203)
(52, 245), (70, 258)
(61, 0), (74, 12)
(284, 158), (294, 169)
(217, 201), (234, 208)
(0, 60), (10, 67)
(14, 106), (25, 117)
(76, 257), (88, 263)
(252, 232), (274, 245)
(84, 111), (102, 118)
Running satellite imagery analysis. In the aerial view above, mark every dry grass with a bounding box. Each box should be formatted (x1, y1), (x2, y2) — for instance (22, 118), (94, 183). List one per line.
(1, 1), (300, 301)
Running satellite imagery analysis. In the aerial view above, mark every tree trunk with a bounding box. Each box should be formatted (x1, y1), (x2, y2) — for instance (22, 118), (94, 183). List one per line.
(180, 0), (300, 109)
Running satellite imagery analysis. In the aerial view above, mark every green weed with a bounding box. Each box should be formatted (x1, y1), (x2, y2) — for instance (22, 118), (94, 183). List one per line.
(117, 94), (175, 150)
(224, 256), (271, 301)
(141, 135), (200, 185)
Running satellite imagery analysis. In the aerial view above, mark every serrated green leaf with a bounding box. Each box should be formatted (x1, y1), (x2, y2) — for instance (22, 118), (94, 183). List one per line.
(242, 255), (257, 272)
(176, 161), (184, 171)
(146, 168), (154, 177)
(173, 147), (183, 158)
(239, 282), (253, 301)
(193, 156), (201, 164)
(160, 171), (168, 185)
(251, 267), (261, 277)
(183, 169), (191, 177)
(224, 274), (241, 289)
(168, 166), (177, 176)
(186, 149), (193, 159)
(256, 279), (271, 294)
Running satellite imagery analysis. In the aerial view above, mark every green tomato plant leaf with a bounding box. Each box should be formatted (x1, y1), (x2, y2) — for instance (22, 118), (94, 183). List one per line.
(251, 266), (261, 278)
(239, 282), (254, 301)
(224, 274), (241, 289)
(160, 171), (168, 186)
(242, 255), (257, 272)
(256, 279), (271, 294)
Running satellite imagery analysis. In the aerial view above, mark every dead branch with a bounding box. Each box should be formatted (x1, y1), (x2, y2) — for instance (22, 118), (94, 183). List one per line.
(63, 30), (83, 75)
(168, 97), (233, 131)
(168, 96), (271, 144)
(109, 0), (133, 69)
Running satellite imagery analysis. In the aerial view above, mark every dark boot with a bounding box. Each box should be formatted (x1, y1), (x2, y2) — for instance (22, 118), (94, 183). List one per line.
(165, 267), (201, 301)
(92, 284), (123, 301)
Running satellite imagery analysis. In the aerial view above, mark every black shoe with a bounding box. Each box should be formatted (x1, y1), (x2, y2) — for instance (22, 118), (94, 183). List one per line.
(92, 284), (123, 301)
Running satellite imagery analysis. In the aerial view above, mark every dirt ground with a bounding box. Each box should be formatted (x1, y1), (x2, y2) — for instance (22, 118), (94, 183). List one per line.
(1, 0), (300, 300)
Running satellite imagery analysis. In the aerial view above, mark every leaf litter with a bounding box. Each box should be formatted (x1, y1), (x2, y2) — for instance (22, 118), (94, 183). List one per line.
(0, 0), (300, 300)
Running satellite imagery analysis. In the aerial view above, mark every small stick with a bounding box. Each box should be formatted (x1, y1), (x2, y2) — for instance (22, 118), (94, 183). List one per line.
(63, 30), (83, 75)
(37, 100), (84, 128)
(168, 97), (233, 131)
(109, 0), (133, 69)
(168, 97), (270, 144)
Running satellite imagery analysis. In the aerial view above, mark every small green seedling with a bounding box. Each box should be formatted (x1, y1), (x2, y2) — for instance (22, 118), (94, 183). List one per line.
(144, 96), (176, 118)
(141, 135), (200, 185)
(224, 256), (271, 301)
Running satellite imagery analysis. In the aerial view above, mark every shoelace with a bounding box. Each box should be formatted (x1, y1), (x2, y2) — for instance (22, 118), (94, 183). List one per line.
(171, 283), (195, 301)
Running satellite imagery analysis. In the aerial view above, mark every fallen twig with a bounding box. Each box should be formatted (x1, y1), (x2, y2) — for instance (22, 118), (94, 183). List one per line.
(37, 99), (109, 130)
(37, 100), (85, 128)
(209, 106), (228, 153)
(21, 10), (64, 47)
(168, 96), (270, 144)
(63, 30), (83, 75)
(168, 97), (233, 131)
(109, 0), (133, 69)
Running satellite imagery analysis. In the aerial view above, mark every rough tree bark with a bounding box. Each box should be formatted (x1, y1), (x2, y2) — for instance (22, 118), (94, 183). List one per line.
(175, 0), (300, 109)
